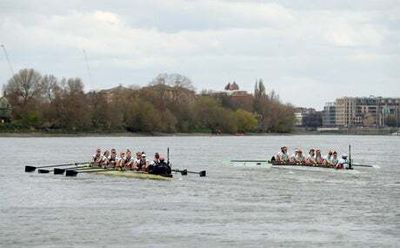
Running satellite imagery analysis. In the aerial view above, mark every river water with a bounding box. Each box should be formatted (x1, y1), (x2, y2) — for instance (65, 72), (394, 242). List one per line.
(0, 135), (399, 247)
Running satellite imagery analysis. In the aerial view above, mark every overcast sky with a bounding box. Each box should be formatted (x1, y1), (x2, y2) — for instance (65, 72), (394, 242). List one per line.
(0, 0), (399, 109)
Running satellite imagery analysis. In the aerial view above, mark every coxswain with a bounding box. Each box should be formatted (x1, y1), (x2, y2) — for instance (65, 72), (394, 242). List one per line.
(92, 148), (103, 167)
(336, 154), (349, 169)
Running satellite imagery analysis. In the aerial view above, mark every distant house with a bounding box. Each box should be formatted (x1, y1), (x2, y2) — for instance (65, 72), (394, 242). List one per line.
(99, 85), (132, 103)
(224, 82), (239, 91)
(0, 96), (12, 123)
(294, 107), (322, 128)
(206, 82), (253, 111)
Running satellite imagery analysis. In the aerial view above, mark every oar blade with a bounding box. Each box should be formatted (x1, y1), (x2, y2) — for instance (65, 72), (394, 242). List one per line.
(65, 170), (78, 177)
(54, 168), (66, 175)
(199, 170), (206, 177)
(38, 169), (50, 174)
(25, 166), (36, 172)
(352, 164), (374, 168)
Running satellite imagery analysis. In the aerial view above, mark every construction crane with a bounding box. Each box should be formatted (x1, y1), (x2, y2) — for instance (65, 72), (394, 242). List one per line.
(82, 49), (92, 89)
(1, 44), (15, 77)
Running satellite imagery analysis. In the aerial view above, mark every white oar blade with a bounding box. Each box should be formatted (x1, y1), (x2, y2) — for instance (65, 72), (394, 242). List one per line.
(230, 160), (272, 169)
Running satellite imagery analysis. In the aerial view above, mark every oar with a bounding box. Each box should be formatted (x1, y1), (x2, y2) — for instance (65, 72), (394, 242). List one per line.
(25, 162), (88, 172)
(65, 168), (111, 177)
(231, 159), (267, 162)
(172, 169), (206, 177)
(351, 163), (374, 168)
(39, 165), (89, 174)
(54, 165), (91, 175)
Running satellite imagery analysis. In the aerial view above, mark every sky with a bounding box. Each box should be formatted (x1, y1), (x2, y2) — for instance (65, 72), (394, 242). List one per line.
(0, 0), (399, 109)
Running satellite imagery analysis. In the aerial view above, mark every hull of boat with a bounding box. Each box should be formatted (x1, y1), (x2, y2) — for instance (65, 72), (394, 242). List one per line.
(95, 170), (172, 180)
(272, 165), (339, 171)
(75, 165), (172, 180)
(230, 160), (352, 171)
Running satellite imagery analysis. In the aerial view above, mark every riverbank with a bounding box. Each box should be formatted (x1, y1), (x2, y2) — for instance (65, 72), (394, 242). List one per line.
(0, 129), (399, 137)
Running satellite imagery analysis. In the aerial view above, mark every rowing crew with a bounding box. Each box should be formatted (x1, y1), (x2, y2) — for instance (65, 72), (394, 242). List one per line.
(92, 148), (171, 176)
(274, 146), (350, 169)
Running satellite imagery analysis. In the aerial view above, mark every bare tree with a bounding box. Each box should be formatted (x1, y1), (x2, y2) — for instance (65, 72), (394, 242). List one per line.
(5, 68), (43, 105)
(40, 74), (60, 102)
(150, 73), (195, 91)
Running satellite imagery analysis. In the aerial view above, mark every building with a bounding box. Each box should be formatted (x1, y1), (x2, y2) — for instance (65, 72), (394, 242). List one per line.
(335, 96), (400, 128)
(294, 111), (303, 126)
(294, 107), (322, 128)
(204, 82), (253, 111)
(322, 102), (336, 127)
(0, 96), (12, 123)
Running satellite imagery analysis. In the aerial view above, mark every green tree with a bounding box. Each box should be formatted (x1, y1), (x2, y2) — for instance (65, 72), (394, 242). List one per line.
(234, 109), (258, 132)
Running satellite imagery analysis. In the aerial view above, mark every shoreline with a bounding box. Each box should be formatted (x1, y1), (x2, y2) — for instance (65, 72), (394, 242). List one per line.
(0, 130), (398, 137)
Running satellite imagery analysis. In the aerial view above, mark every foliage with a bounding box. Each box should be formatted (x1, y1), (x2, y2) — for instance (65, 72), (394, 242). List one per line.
(2, 69), (295, 133)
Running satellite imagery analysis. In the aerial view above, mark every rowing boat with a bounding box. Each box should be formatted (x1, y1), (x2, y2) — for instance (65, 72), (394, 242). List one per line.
(230, 160), (349, 170)
(270, 162), (347, 170)
(67, 165), (172, 180)
(94, 170), (172, 180)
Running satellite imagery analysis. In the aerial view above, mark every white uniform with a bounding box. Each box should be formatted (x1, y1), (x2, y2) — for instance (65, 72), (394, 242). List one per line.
(307, 154), (315, 160)
(277, 151), (289, 161)
(324, 155), (332, 163)
(295, 154), (305, 162)
(92, 154), (103, 163)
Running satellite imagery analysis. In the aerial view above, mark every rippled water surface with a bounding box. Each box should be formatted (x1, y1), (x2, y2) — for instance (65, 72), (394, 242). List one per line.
(1, 135), (399, 247)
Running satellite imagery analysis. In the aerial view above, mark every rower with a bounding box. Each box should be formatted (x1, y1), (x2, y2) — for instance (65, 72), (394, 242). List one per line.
(289, 149), (298, 163)
(315, 149), (324, 165)
(101, 150), (110, 168)
(306, 148), (316, 166)
(138, 153), (149, 171)
(92, 148), (103, 167)
(336, 154), (349, 169)
(275, 146), (289, 163)
(116, 151), (126, 170)
(150, 152), (160, 166)
(294, 149), (305, 164)
(133, 152), (142, 171)
(107, 148), (118, 168)
(148, 156), (171, 176)
(124, 150), (134, 170)
(331, 151), (339, 166)
(324, 151), (333, 167)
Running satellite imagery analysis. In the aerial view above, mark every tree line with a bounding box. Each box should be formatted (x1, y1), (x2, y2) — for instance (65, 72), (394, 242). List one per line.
(1, 68), (295, 133)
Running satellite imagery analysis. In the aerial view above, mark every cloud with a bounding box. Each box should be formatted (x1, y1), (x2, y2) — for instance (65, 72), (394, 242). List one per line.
(0, 0), (399, 108)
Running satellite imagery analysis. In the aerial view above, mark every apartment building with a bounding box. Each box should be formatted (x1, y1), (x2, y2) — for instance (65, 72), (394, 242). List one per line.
(335, 96), (400, 128)
(322, 102), (336, 127)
